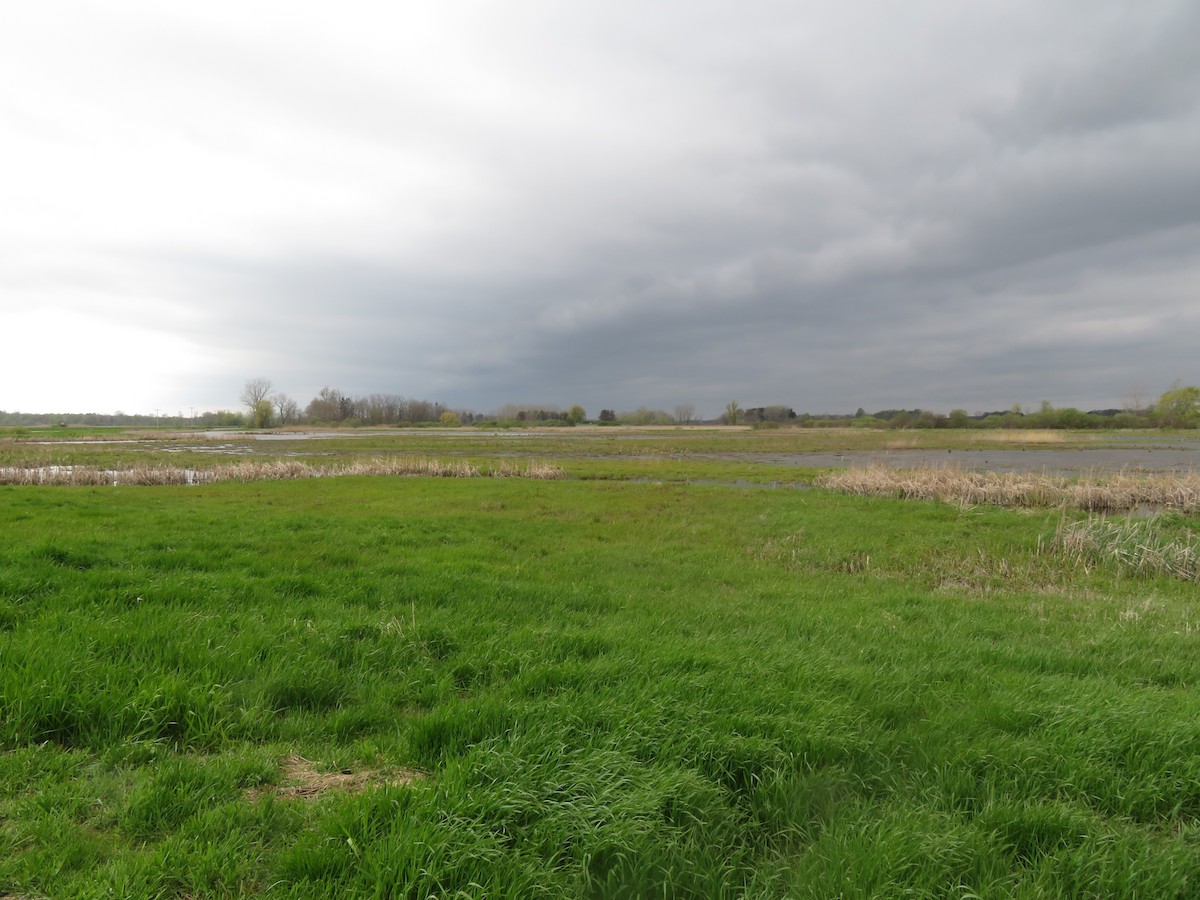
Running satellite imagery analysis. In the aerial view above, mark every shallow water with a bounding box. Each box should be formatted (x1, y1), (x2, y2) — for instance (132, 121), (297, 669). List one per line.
(33, 430), (1200, 477)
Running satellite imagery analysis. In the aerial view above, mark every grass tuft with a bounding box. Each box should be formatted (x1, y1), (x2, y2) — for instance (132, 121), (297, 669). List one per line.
(1050, 516), (1199, 581)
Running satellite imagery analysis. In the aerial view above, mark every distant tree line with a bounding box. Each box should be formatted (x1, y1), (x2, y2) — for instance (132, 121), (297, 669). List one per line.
(768, 406), (1139, 430)
(720, 385), (1200, 430)
(0, 409), (244, 428)
(302, 386), (478, 426)
(769, 395), (1191, 430)
(5, 383), (1198, 431)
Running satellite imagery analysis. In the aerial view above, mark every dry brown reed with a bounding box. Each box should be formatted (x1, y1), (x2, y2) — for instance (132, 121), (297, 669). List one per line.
(0, 456), (563, 487)
(486, 460), (564, 479)
(337, 456), (482, 478)
(978, 429), (1067, 444)
(818, 465), (1200, 513)
(0, 467), (120, 486)
(205, 460), (317, 482)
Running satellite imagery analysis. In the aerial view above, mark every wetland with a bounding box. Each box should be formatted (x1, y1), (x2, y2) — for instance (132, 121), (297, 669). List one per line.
(2, 425), (1198, 897)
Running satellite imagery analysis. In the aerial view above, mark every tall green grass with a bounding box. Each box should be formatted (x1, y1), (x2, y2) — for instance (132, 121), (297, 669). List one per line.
(2, 479), (1199, 896)
(1051, 514), (1199, 581)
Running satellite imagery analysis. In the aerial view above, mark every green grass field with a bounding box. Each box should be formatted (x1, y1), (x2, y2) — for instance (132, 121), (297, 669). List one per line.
(2, 430), (1199, 897)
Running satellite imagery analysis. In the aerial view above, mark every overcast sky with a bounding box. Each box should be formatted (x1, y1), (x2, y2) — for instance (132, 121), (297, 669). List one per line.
(3, 1), (1198, 418)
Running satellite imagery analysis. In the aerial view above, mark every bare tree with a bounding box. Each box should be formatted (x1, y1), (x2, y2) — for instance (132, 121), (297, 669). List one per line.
(241, 378), (274, 428)
(674, 403), (695, 425)
(273, 393), (300, 426)
(1124, 384), (1148, 415)
(367, 393), (402, 424)
(305, 386), (344, 423)
(241, 378), (273, 413)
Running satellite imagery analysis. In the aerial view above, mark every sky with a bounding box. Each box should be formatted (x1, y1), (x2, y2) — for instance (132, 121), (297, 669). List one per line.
(2, 1), (1198, 419)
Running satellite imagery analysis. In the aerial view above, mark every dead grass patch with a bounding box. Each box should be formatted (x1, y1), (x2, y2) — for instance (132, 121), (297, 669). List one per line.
(249, 755), (423, 801)
(818, 466), (1200, 513)
(977, 429), (1067, 444)
(0, 456), (564, 486)
(487, 459), (564, 478)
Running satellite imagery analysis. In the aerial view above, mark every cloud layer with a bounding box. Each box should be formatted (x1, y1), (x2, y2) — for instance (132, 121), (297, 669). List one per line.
(3, 0), (1198, 416)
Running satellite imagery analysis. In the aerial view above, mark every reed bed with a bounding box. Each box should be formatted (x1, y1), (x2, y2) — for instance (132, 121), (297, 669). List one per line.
(1051, 517), (1200, 582)
(977, 429), (1067, 444)
(0, 456), (562, 486)
(0, 466), (166, 486)
(486, 459), (565, 479)
(337, 456), (483, 479)
(818, 465), (1200, 512)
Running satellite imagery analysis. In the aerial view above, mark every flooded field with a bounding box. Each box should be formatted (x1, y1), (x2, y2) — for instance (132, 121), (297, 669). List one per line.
(8, 427), (1200, 480)
(217, 430), (1200, 476)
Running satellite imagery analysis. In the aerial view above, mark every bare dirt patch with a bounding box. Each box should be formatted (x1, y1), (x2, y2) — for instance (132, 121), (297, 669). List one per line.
(250, 755), (423, 801)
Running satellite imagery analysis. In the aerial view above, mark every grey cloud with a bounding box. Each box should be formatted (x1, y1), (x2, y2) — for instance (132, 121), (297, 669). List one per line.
(5, 1), (1199, 416)
(978, 3), (1200, 141)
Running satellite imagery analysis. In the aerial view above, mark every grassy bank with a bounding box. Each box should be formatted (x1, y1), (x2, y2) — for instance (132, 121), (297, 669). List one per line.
(2, 476), (1199, 897)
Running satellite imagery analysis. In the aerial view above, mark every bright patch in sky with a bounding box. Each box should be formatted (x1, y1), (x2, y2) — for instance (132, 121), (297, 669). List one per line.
(5, 304), (205, 414)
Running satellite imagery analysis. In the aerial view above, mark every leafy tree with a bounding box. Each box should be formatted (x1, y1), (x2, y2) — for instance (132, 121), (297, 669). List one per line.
(724, 401), (739, 425)
(250, 399), (274, 429)
(1156, 382), (1200, 428)
(598, 409), (616, 422)
(1054, 407), (1093, 429)
(566, 405), (586, 425)
(439, 410), (460, 426)
(623, 407), (672, 425)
